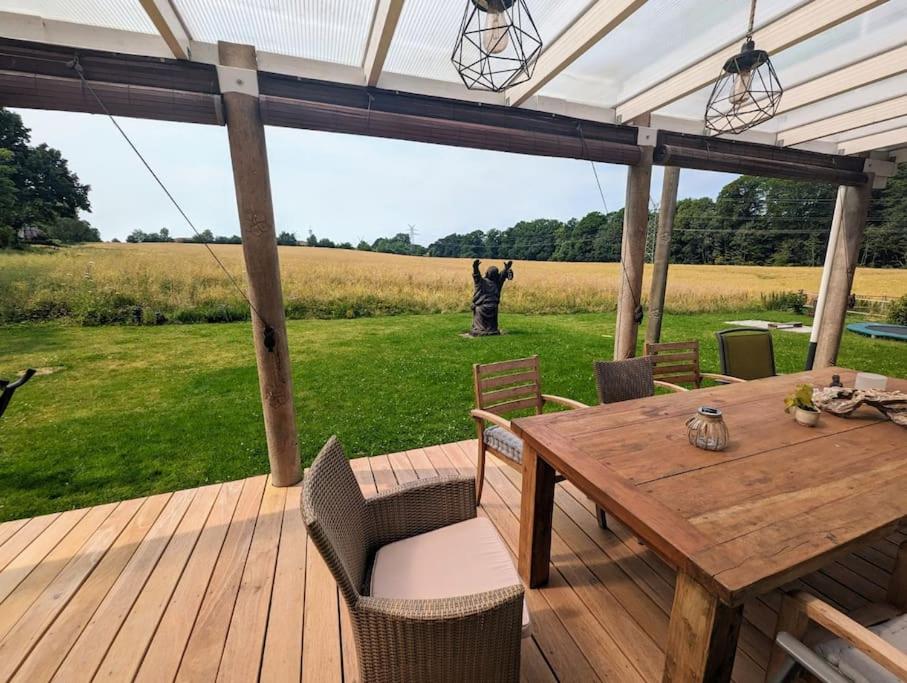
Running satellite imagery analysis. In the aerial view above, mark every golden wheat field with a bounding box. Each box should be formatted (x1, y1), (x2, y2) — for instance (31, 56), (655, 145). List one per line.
(1, 242), (905, 324)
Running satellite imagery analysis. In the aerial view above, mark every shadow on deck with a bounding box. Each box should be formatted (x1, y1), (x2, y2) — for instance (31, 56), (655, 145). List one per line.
(0, 440), (901, 681)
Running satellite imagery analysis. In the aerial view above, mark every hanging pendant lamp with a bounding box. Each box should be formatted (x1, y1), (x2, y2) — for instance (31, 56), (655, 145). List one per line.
(452, 0), (542, 92)
(704, 0), (782, 135)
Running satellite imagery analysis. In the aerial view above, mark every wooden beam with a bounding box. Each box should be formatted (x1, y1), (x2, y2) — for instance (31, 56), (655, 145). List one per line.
(506, 0), (647, 107)
(839, 126), (907, 155)
(779, 43), (907, 114)
(645, 166), (679, 346)
(219, 42), (301, 487)
(779, 94), (907, 147)
(814, 179), (873, 368)
(139, 0), (191, 60)
(363, 0), (404, 87)
(616, 0), (887, 123)
(614, 147), (653, 360)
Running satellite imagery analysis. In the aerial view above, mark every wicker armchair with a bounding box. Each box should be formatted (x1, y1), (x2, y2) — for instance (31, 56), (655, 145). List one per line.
(302, 437), (525, 683)
(593, 355), (687, 405)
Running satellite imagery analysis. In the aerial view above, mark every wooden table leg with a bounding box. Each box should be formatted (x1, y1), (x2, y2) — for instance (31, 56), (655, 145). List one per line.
(889, 541), (907, 610)
(663, 571), (743, 683)
(518, 444), (556, 588)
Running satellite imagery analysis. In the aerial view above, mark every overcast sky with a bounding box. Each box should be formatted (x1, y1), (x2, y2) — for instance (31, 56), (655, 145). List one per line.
(15, 108), (736, 245)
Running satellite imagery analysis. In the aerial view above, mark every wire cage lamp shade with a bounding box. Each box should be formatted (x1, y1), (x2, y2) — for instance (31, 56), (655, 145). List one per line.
(705, 38), (783, 135)
(704, 0), (782, 136)
(452, 0), (542, 92)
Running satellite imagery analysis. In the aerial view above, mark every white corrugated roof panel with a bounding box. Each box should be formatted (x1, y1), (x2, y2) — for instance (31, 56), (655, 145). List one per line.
(0, 0), (156, 33)
(172, 0), (377, 65)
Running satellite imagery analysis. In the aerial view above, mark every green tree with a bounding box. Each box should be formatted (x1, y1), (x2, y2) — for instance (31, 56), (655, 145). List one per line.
(45, 217), (101, 243)
(0, 109), (90, 231)
(277, 231), (298, 246)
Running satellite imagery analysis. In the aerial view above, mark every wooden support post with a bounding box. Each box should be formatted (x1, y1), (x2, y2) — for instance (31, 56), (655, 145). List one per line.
(219, 42), (301, 487)
(663, 572), (743, 683)
(614, 148), (653, 360)
(518, 445), (556, 588)
(646, 166), (680, 346)
(814, 179), (873, 369)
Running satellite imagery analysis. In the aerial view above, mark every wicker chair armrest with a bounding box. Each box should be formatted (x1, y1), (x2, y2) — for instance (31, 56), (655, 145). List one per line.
(354, 586), (524, 682)
(367, 475), (477, 547)
(470, 409), (512, 432)
(654, 380), (690, 393)
(701, 372), (746, 384)
(541, 394), (589, 410)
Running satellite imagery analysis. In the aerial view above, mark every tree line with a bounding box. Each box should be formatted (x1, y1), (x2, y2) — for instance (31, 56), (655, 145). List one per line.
(424, 171), (907, 268)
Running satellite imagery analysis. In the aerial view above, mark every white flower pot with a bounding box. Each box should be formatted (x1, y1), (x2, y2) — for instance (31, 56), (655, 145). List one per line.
(795, 406), (820, 427)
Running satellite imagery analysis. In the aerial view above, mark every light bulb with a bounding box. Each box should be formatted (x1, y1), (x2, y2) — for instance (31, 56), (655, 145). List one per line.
(483, 10), (509, 54)
(730, 68), (753, 108)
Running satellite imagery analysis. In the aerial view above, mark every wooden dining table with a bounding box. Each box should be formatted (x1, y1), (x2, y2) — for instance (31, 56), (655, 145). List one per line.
(512, 367), (907, 683)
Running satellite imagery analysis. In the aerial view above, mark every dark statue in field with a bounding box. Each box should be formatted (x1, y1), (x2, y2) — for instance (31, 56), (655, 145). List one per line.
(470, 259), (513, 336)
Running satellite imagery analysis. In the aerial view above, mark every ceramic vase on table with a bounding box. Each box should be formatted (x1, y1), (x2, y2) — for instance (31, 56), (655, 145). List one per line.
(794, 406), (820, 427)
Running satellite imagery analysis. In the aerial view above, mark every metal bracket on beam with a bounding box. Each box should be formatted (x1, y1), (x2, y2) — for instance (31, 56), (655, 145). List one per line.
(216, 65), (258, 96)
(864, 157), (896, 189)
(636, 126), (657, 147)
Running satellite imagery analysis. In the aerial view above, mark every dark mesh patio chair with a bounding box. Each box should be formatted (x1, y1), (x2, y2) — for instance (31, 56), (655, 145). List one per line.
(302, 436), (526, 683)
(593, 355), (687, 405)
(715, 328), (777, 381)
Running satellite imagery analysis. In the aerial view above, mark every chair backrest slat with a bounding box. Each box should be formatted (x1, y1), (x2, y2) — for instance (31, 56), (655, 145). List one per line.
(645, 340), (703, 388)
(473, 356), (543, 416)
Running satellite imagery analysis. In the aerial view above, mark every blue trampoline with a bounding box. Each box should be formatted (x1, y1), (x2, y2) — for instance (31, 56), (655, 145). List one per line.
(847, 322), (907, 341)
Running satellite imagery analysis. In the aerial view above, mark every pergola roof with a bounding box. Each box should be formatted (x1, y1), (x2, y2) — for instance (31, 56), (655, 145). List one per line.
(1, 0), (907, 161)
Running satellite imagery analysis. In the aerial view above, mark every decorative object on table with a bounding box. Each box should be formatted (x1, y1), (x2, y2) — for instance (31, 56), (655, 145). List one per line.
(452, 0), (542, 92)
(854, 372), (888, 391)
(829, 374), (843, 388)
(704, 0), (782, 135)
(470, 259), (514, 336)
(686, 406), (729, 451)
(784, 383), (821, 427)
(813, 387), (907, 427)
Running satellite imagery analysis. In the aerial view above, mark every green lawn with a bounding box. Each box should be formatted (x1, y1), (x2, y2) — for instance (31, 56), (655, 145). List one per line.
(1, 311), (904, 521)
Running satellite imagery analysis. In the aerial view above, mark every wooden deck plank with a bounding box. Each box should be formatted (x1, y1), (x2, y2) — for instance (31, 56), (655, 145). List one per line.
(94, 484), (221, 682)
(135, 479), (244, 683)
(367, 454), (397, 492)
(6, 495), (165, 683)
(260, 483), (306, 683)
(0, 441), (899, 683)
(0, 513), (61, 572)
(0, 503), (116, 641)
(0, 519), (29, 550)
(0, 508), (88, 606)
(53, 488), (197, 681)
(175, 475), (267, 682)
(301, 535), (342, 682)
(217, 480), (286, 683)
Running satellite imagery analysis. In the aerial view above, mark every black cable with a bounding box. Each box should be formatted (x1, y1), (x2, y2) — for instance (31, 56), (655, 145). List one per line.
(67, 55), (275, 347)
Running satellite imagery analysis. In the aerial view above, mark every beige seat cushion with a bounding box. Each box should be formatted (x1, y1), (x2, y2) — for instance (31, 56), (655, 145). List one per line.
(815, 613), (907, 683)
(370, 516), (530, 638)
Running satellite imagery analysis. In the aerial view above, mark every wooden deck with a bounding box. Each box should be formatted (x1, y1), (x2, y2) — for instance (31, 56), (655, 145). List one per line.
(0, 440), (903, 682)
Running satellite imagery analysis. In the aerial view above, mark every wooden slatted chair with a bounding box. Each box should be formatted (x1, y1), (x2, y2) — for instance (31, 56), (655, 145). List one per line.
(470, 356), (587, 505)
(645, 340), (745, 388)
(766, 542), (907, 683)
